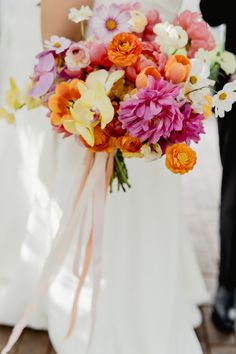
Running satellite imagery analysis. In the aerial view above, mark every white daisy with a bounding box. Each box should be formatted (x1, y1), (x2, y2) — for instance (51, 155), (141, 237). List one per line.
(213, 81), (236, 118)
(184, 59), (214, 96)
(44, 35), (71, 54)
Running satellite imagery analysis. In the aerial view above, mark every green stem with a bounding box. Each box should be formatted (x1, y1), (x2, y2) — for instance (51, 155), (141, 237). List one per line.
(114, 154), (131, 189)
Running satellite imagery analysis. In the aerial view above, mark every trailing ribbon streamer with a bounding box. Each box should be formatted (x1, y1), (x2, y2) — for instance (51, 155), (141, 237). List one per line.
(66, 153), (113, 340)
(1, 152), (110, 354)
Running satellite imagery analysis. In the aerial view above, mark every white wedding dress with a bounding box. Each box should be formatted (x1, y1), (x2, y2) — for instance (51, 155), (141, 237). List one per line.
(0, 0), (209, 353)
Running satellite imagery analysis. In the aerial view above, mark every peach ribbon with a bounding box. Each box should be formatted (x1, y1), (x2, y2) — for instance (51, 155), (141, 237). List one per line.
(66, 153), (114, 340)
(1, 152), (112, 354)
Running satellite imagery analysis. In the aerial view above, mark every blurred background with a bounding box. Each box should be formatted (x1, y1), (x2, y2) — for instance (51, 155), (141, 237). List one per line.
(0, 1), (234, 354)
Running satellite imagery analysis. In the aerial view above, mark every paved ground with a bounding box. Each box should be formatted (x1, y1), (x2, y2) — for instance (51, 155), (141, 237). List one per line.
(0, 118), (234, 353)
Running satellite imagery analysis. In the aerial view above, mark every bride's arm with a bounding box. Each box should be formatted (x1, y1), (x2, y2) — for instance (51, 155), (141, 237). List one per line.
(41, 0), (94, 42)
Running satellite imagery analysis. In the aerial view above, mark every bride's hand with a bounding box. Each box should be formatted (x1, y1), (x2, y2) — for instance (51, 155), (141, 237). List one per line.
(41, 0), (94, 42)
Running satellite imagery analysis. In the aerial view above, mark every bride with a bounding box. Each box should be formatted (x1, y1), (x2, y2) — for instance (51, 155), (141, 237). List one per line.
(0, 0), (208, 353)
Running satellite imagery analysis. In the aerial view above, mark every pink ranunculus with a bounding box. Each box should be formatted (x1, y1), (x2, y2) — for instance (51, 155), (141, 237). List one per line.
(126, 54), (156, 82)
(142, 10), (161, 41)
(141, 41), (168, 74)
(65, 43), (90, 71)
(174, 10), (216, 58)
(89, 42), (112, 68)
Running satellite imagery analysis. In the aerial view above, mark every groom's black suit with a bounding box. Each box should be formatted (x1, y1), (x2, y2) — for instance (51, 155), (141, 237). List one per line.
(200, 0), (236, 291)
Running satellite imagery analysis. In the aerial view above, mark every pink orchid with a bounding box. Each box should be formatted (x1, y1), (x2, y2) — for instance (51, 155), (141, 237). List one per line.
(30, 51), (56, 99)
(174, 10), (216, 58)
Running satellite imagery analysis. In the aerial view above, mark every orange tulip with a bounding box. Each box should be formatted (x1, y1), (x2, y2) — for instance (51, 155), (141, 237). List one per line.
(108, 32), (142, 67)
(165, 143), (197, 174)
(165, 55), (191, 84)
(136, 66), (161, 89)
(48, 79), (81, 126)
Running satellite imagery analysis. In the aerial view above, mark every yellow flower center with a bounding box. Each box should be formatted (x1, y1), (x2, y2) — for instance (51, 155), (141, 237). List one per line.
(105, 19), (117, 31)
(177, 152), (189, 165)
(53, 42), (61, 48)
(219, 92), (227, 100)
(190, 75), (198, 85)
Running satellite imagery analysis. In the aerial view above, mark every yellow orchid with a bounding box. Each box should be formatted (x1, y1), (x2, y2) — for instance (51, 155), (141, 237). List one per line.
(0, 107), (15, 124)
(63, 69), (124, 146)
(202, 95), (213, 119)
(5, 78), (24, 110)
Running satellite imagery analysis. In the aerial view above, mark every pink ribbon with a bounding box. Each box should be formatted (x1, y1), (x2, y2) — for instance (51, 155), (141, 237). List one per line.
(1, 152), (112, 354)
(66, 153), (113, 340)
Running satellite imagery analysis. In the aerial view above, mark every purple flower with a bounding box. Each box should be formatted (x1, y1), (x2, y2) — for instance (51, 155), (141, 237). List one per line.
(118, 77), (184, 144)
(89, 4), (131, 44)
(169, 103), (205, 144)
(30, 51), (56, 99)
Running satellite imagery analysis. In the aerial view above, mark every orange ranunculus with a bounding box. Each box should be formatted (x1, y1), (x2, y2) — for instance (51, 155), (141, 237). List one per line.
(108, 32), (142, 67)
(117, 134), (142, 154)
(136, 66), (161, 89)
(48, 79), (81, 126)
(165, 55), (191, 84)
(80, 126), (116, 152)
(165, 143), (197, 174)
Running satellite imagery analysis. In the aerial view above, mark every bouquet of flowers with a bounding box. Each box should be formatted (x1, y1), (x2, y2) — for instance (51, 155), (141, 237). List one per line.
(2, 2), (236, 192)
(2, 4), (236, 354)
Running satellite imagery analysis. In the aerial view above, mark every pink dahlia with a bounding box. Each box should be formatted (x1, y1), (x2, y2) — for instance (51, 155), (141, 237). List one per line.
(169, 103), (205, 144)
(174, 10), (216, 58)
(118, 77), (184, 144)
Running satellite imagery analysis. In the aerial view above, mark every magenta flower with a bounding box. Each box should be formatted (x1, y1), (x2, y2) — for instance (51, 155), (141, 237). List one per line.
(174, 10), (216, 58)
(118, 77), (184, 144)
(89, 4), (131, 43)
(30, 51), (56, 99)
(169, 103), (205, 144)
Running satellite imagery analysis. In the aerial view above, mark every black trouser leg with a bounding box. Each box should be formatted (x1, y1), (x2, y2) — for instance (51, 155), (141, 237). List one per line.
(218, 109), (236, 291)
